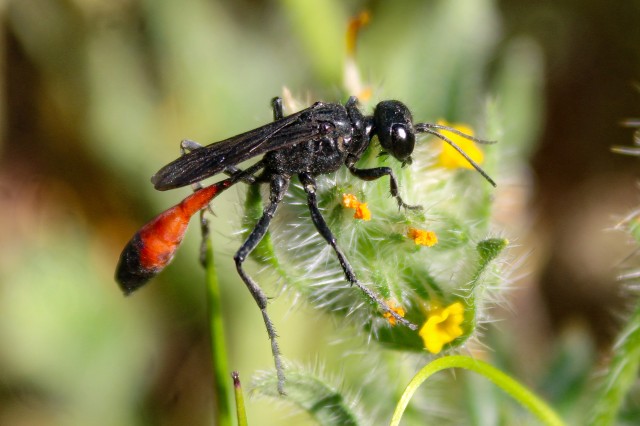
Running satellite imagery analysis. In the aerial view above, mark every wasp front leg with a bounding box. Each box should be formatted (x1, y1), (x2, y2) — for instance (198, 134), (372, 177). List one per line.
(347, 165), (422, 210)
(298, 173), (417, 330)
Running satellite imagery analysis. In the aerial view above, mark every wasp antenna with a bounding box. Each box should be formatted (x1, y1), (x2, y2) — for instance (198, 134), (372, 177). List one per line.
(417, 123), (497, 145)
(418, 126), (497, 187)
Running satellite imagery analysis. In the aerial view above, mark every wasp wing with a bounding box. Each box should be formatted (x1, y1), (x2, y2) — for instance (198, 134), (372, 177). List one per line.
(151, 107), (321, 190)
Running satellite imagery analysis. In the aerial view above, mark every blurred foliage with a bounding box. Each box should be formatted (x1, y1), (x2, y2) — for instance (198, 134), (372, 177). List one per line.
(1, 0), (640, 425)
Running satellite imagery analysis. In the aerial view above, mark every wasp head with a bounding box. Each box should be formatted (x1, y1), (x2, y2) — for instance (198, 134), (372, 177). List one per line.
(373, 100), (415, 165)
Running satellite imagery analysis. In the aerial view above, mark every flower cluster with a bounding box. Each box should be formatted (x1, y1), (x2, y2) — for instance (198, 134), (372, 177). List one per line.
(407, 227), (438, 247)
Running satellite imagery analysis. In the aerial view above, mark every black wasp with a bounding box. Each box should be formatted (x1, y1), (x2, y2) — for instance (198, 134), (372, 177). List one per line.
(116, 96), (496, 394)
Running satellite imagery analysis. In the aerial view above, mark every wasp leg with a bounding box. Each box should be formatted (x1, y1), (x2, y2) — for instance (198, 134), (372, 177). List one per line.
(222, 165), (257, 184)
(298, 173), (417, 330)
(348, 166), (422, 210)
(185, 159), (262, 265)
(180, 138), (205, 154)
(234, 174), (290, 394)
(271, 96), (284, 120)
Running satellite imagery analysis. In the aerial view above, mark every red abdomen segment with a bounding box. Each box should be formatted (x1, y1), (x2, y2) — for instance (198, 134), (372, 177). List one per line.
(115, 179), (233, 294)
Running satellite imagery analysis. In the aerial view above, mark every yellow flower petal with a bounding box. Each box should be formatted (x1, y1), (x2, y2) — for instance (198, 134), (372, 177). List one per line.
(436, 120), (484, 170)
(419, 302), (465, 354)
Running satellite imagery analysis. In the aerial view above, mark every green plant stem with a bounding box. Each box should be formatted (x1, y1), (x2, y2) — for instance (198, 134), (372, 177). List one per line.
(203, 226), (232, 426)
(233, 371), (248, 426)
(390, 355), (565, 426)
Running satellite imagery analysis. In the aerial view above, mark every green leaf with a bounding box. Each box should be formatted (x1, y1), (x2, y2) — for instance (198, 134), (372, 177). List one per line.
(253, 365), (361, 426)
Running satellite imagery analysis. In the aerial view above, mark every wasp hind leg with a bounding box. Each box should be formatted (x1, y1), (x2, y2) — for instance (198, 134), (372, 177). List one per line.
(234, 174), (290, 394)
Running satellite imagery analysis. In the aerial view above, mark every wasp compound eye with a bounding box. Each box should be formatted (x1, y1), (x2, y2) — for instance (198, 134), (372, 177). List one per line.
(390, 123), (415, 161)
(373, 100), (416, 162)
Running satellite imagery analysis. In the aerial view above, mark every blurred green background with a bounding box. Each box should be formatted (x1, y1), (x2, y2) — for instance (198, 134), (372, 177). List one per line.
(1, 0), (640, 425)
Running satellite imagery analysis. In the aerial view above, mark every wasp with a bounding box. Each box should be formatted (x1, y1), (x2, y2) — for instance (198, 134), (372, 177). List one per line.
(115, 96), (495, 393)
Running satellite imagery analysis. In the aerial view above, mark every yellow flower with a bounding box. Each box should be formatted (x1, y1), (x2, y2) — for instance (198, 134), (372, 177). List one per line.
(407, 227), (438, 247)
(353, 202), (371, 221)
(383, 301), (406, 326)
(342, 193), (359, 209)
(345, 11), (371, 56)
(436, 120), (484, 170)
(419, 302), (465, 354)
(341, 193), (372, 221)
